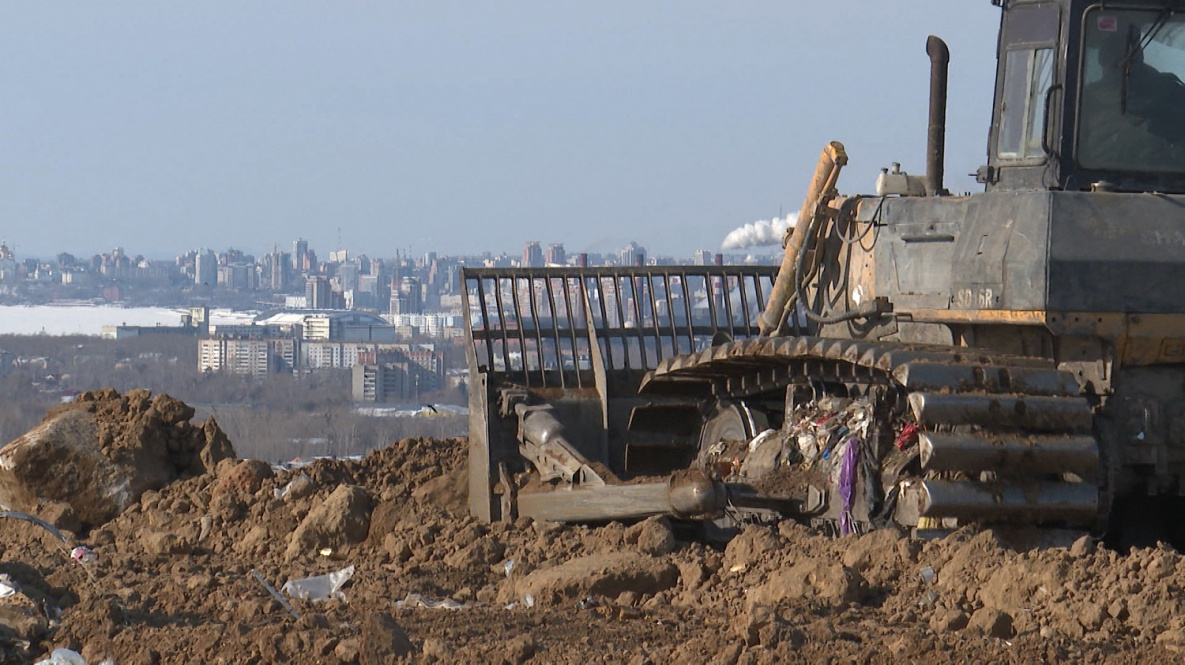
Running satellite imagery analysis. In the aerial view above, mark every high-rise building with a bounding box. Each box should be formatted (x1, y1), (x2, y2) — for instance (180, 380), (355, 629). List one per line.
(522, 242), (543, 268)
(694, 249), (714, 266)
(338, 262), (359, 293)
(545, 243), (566, 266)
(269, 251), (291, 291)
(620, 242), (645, 267)
(293, 238), (309, 271)
(0, 243), (16, 283)
(390, 277), (423, 315)
(195, 249), (217, 287)
(306, 276), (332, 309)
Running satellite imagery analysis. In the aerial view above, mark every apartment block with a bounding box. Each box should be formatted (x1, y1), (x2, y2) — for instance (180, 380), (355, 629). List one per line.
(199, 338), (273, 376)
(351, 350), (444, 402)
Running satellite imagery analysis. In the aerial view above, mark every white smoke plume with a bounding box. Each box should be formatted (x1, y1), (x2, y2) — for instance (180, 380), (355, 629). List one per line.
(720, 213), (798, 251)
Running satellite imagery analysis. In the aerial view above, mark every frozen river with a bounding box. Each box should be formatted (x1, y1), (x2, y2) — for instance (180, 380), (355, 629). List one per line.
(0, 305), (255, 336)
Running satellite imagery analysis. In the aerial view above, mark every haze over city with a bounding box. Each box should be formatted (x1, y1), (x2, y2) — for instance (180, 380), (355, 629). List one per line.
(2, 1), (999, 260)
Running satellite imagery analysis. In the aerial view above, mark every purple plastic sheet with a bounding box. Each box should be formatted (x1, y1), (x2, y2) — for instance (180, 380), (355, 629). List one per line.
(838, 436), (859, 536)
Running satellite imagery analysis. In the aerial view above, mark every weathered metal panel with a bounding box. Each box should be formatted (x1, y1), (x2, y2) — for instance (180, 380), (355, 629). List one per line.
(1048, 192), (1185, 313)
(867, 192), (1052, 314)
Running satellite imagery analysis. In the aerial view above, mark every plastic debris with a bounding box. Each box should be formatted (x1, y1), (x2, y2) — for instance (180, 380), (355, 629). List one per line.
(503, 559), (515, 577)
(394, 593), (466, 610)
(577, 597), (598, 610)
(251, 569), (300, 619)
(506, 593), (536, 610)
(281, 565), (355, 602)
(70, 546), (98, 565)
(747, 429), (778, 453)
(0, 573), (17, 598)
(33, 649), (88, 665)
(919, 566), (937, 585)
(273, 472), (312, 500)
(838, 437), (859, 536)
(894, 423), (921, 451)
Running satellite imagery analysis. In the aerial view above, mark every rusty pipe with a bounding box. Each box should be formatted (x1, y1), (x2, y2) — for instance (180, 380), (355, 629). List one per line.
(757, 141), (847, 336)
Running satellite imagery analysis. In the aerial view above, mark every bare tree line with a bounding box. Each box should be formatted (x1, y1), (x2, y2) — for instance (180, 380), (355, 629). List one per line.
(0, 334), (468, 459)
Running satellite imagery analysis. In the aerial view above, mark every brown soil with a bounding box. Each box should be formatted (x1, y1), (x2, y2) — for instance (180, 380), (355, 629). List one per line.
(1, 425), (1183, 662)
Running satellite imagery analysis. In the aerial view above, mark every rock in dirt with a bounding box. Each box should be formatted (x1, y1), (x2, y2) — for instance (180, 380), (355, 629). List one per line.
(0, 587), (46, 641)
(1157, 628), (1185, 653)
(501, 635), (537, 664)
(509, 552), (679, 605)
(213, 459), (274, 503)
(722, 525), (780, 573)
(968, 607), (1014, 638)
(1070, 535), (1096, 558)
(141, 529), (188, 556)
(285, 484), (373, 560)
(0, 389), (235, 527)
(930, 607), (970, 633)
(748, 559), (866, 607)
(360, 612), (416, 664)
(625, 516), (677, 556)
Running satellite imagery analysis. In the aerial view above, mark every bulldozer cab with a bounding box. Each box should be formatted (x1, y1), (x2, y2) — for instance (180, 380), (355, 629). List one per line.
(985, 0), (1185, 194)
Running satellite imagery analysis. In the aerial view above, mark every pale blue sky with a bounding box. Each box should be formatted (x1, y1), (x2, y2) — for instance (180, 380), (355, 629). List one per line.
(0, 2), (1001, 260)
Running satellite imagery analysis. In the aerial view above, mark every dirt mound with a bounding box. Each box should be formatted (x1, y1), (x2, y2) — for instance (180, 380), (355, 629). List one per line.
(0, 389), (235, 528)
(0, 429), (1181, 663)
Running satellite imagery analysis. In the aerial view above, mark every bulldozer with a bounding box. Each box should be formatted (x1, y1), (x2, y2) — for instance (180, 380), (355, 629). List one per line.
(462, 0), (1185, 544)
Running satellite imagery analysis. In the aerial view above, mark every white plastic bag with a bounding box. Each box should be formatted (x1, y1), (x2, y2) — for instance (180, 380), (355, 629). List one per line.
(34, 649), (87, 665)
(281, 565), (355, 602)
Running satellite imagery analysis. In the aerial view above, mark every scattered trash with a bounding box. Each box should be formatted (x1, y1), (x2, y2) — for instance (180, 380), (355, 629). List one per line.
(33, 649), (94, 665)
(838, 437), (859, 536)
(198, 514), (213, 542)
(918, 590), (940, 607)
(250, 569), (300, 619)
(319, 547), (334, 557)
(919, 566), (937, 585)
(503, 559), (515, 577)
(577, 597), (598, 610)
(282, 565), (355, 602)
(507, 593), (536, 610)
(394, 593), (466, 610)
(747, 429), (778, 453)
(71, 546), (98, 565)
(894, 423), (921, 451)
(0, 573), (17, 598)
(273, 472), (313, 500)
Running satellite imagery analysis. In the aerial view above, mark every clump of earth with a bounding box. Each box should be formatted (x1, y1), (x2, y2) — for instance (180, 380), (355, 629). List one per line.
(0, 390), (1181, 663)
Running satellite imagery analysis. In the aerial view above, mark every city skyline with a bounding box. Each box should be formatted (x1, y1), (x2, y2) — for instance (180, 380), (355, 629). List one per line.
(1, 2), (1000, 259)
(1, 236), (781, 265)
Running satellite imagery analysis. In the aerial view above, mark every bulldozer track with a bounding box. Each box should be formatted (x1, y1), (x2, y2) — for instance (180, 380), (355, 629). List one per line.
(640, 336), (1105, 529)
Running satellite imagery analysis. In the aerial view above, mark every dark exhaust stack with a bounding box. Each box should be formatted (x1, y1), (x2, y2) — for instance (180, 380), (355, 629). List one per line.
(926, 35), (950, 196)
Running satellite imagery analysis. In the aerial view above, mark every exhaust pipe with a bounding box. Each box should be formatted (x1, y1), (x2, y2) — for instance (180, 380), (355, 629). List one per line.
(926, 35), (949, 197)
